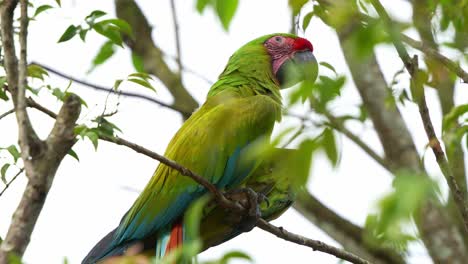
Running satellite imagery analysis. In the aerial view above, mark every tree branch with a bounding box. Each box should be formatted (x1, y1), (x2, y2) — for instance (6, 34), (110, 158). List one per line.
(401, 34), (468, 84)
(370, 0), (468, 234)
(294, 192), (405, 264)
(314, 0), (468, 261)
(0, 109), (14, 121)
(32, 62), (192, 116)
(25, 99), (372, 264)
(0, 168), (24, 198)
(169, 0), (182, 72)
(114, 0), (198, 119)
(257, 219), (372, 264)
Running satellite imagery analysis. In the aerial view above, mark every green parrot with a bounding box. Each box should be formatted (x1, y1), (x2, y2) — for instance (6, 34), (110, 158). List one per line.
(82, 33), (317, 263)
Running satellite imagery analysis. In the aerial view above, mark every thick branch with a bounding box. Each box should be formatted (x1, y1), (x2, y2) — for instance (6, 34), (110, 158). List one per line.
(294, 192), (405, 264)
(370, 0), (468, 234)
(114, 0), (198, 119)
(0, 95), (81, 260)
(312, 0), (468, 261)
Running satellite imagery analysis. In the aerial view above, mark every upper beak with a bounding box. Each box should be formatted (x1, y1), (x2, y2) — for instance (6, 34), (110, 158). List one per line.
(276, 50), (318, 88)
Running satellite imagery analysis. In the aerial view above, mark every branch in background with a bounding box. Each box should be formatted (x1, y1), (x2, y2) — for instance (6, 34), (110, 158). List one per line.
(323, 112), (391, 172)
(294, 192), (405, 264)
(169, 0), (182, 72)
(411, 0), (467, 248)
(114, 0), (198, 119)
(401, 34), (468, 84)
(257, 219), (371, 264)
(313, 0), (468, 261)
(370, 0), (468, 234)
(286, 112), (391, 172)
(25, 99), (371, 264)
(32, 62), (192, 117)
(0, 168), (24, 198)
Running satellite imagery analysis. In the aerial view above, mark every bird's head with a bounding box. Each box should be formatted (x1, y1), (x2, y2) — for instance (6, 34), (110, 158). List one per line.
(263, 34), (318, 88)
(209, 33), (318, 98)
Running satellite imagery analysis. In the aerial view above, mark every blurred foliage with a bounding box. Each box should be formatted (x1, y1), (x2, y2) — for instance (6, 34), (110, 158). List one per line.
(196, 0), (239, 30)
(364, 172), (439, 251)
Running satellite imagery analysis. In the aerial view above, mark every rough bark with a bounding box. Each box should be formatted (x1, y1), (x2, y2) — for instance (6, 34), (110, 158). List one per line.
(412, 0), (468, 249)
(338, 25), (468, 264)
(0, 1), (82, 261)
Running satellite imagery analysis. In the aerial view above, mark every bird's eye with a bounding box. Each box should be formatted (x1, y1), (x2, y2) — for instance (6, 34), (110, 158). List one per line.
(275, 36), (283, 43)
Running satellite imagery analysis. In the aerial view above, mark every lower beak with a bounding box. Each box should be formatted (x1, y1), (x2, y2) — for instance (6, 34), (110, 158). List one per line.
(276, 50), (318, 88)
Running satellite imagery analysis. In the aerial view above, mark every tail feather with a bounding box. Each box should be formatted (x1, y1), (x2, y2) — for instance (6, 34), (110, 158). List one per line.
(155, 220), (184, 258)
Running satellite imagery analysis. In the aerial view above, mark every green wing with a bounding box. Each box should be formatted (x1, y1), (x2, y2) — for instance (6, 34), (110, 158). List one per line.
(111, 91), (280, 247)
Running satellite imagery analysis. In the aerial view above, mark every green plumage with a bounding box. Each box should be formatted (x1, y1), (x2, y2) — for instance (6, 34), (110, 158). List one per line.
(83, 33), (311, 263)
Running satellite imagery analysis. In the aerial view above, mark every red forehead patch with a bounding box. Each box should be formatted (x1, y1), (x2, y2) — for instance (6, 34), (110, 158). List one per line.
(293, 37), (313, 52)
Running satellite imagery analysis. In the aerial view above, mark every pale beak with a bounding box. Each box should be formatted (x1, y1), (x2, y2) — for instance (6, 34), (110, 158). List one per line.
(276, 50), (318, 88)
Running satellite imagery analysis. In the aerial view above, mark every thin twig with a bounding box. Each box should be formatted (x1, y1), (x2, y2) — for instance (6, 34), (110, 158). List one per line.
(286, 112), (391, 172)
(257, 219), (371, 264)
(169, 0), (182, 72)
(31, 62), (192, 116)
(370, 0), (468, 233)
(0, 168), (24, 197)
(0, 109), (14, 121)
(323, 112), (392, 172)
(401, 34), (468, 83)
(27, 99), (372, 264)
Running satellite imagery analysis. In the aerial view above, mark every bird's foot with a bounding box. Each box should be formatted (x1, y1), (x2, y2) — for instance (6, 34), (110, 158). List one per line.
(224, 187), (264, 232)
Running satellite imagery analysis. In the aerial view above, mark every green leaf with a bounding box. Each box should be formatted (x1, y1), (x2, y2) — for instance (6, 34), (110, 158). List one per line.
(113, 79), (123, 90)
(85, 131), (99, 150)
(58, 25), (79, 43)
(319, 61), (337, 75)
(184, 196), (210, 241)
(1, 163), (10, 184)
(322, 128), (338, 167)
(128, 72), (153, 80)
(127, 78), (156, 92)
(218, 251), (252, 264)
(99, 19), (133, 37)
(79, 29), (88, 41)
(290, 139), (316, 190)
(302, 11), (314, 31)
(85, 10), (107, 25)
(131, 52), (144, 72)
(88, 41), (115, 73)
(365, 172), (439, 251)
(27, 64), (49, 80)
(196, 0), (212, 13)
(0, 77), (8, 101)
(7, 145), (20, 163)
(215, 0), (238, 30)
(67, 149), (80, 162)
(55, 0), (61, 7)
(443, 104), (468, 131)
(52, 88), (65, 101)
(92, 22), (123, 46)
(34, 5), (53, 17)
(289, 0), (308, 16)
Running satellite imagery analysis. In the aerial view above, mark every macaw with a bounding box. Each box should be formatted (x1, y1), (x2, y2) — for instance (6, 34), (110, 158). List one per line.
(82, 33), (317, 263)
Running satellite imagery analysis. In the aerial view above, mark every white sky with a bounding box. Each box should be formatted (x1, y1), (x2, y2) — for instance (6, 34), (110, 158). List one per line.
(0, 0), (466, 263)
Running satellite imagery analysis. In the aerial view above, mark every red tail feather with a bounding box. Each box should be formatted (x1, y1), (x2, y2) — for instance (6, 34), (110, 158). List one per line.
(165, 220), (183, 253)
